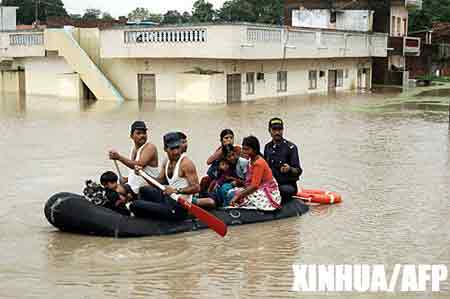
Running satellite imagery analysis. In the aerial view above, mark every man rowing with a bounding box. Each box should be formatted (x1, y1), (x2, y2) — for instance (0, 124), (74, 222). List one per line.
(108, 121), (159, 195)
(130, 132), (201, 221)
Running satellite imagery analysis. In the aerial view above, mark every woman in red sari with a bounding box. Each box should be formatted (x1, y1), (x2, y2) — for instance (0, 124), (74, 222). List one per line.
(229, 136), (282, 211)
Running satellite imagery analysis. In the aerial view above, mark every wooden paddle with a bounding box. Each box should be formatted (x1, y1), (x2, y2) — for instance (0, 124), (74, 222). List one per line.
(137, 170), (227, 237)
(113, 160), (123, 181)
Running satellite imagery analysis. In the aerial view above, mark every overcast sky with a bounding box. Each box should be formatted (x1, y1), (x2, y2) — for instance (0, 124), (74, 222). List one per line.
(63, 0), (228, 17)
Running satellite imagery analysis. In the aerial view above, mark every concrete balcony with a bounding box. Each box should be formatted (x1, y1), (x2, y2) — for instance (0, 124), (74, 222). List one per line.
(388, 36), (421, 56)
(100, 23), (387, 60)
(0, 30), (45, 58)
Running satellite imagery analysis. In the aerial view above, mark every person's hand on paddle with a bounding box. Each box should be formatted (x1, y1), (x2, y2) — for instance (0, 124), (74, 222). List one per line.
(280, 163), (291, 174)
(109, 150), (121, 161)
(134, 165), (143, 175)
(163, 186), (177, 196)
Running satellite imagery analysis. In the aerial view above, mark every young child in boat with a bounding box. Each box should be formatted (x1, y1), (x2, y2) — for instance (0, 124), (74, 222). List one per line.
(100, 171), (135, 215)
(207, 159), (234, 193)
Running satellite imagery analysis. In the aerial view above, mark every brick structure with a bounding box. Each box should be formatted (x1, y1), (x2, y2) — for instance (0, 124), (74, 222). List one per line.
(408, 22), (450, 78)
(46, 16), (128, 29)
(284, 0), (422, 87)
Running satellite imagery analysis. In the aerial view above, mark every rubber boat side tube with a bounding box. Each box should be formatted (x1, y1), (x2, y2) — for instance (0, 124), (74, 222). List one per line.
(44, 192), (309, 238)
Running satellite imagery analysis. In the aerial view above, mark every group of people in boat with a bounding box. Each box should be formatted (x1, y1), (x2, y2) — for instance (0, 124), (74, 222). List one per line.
(99, 118), (303, 221)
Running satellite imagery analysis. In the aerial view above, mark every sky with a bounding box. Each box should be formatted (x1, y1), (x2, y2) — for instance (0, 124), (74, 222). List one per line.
(63, 0), (228, 17)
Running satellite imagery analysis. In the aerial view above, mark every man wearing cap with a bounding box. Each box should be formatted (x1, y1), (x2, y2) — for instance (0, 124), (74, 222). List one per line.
(177, 131), (188, 153)
(130, 132), (200, 221)
(108, 121), (159, 195)
(264, 117), (303, 203)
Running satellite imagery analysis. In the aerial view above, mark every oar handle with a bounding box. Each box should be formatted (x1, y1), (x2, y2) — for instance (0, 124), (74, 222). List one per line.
(113, 160), (123, 181)
(138, 169), (227, 237)
(138, 170), (181, 203)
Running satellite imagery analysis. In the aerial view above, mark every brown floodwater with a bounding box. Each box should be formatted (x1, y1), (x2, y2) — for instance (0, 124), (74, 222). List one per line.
(0, 90), (449, 298)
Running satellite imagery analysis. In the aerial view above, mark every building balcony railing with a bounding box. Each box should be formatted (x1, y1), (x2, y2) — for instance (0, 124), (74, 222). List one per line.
(100, 23), (387, 60)
(388, 36), (421, 56)
(0, 25), (388, 60)
(0, 30), (45, 58)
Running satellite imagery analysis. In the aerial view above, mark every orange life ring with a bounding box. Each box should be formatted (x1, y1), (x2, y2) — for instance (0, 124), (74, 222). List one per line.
(296, 189), (342, 204)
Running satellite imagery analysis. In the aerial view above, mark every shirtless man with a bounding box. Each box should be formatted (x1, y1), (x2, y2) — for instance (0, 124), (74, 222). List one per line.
(130, 132), (200, 221)
(108, 121), (159, 195)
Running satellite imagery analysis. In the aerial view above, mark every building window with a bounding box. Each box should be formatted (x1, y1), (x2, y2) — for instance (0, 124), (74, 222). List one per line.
(391, 16), (396, 36)
(336, 69), (344, 87)
(309, 70), (317, 89)
(345, 69), (349, 78)
(397, 17), (401, 36)
(277, 71), (287, 92)
(403, 18), (407, 36)
(246, 72), (255, 95)
(257, 72), (265, 81)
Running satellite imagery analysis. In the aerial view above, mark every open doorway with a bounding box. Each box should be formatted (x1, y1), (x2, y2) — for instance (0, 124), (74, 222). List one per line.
(138, 74), (156, 102)
(358, 68), (370, 89)
(226, 74), (241, 103)
(328, 70), (337, 90)
(82, 82), (97, 100)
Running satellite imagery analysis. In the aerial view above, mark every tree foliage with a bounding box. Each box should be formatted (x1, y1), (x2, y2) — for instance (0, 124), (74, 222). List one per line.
(128, 7), (162, 23)
(2, 0), (68, 24)
(82, 8), (101, 20)
(218, 0), (283, 24)
(101, 12), (114, 21)
(182, 11), (192, 23)
(162, 10), (183, 24)
(409, 0), (450, 31)
(192, 0), (215, 23)
(128, 0), (282, 25)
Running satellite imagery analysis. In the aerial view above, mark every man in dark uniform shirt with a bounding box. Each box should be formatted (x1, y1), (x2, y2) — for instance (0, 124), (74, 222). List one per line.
(264, 117), (303, 203)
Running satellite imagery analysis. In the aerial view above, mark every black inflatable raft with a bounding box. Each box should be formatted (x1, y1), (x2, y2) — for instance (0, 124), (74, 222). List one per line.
(44, 192), (309, 238)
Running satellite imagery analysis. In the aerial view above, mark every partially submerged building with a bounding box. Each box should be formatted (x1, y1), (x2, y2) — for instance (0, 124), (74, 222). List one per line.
(407, 22), (450, 78)
(1, 5), (387, 103)
(285, 0), (422, 87)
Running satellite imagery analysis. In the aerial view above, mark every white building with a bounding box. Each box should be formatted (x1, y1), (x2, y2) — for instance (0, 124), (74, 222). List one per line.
(0, 6), (17, 31)
(0, 8), (387, 103)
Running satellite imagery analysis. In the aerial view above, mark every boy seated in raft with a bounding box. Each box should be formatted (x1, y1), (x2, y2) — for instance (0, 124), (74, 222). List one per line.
(100, 171), (136, 215)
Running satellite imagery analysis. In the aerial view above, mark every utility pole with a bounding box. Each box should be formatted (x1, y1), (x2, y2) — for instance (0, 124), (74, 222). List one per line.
(34, 0), (39, 27)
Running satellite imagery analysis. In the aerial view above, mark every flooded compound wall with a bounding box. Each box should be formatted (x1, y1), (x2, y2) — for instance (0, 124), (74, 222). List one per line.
(0, 69), (25, 94)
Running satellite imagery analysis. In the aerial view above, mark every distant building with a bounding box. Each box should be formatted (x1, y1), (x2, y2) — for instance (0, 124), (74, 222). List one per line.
(284, 0), (423, 87)
(1, 6), (387, 103)
(407, 22), (450, 78)
(0, 6), (18, 31)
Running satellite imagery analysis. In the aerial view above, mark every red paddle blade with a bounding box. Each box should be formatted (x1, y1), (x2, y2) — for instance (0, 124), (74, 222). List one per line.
(178, 197), (227, 237)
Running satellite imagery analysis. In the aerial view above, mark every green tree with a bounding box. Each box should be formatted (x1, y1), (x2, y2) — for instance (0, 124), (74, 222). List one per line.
(218, 0), (255, 22)
(409, 0), (450, 31)
(162, 10), (183, 24)
(82, 8), (102, 20)
(146, 13), (163, 23)
(191, 0), (216, 23)
(182, 11), (192, 23)
(70, 13), (82, 20)
(218, 0), (283, 24)
(128, 7), (162, 23)
(2, 0), (68, 24)
(101, 12), (114, 21)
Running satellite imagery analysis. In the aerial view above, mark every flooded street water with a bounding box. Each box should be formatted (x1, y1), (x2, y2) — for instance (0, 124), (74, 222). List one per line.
(0, 89), (449, 298)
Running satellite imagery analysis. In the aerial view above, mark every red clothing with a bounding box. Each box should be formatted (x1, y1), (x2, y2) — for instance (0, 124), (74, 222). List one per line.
(248, 157), (273, 189)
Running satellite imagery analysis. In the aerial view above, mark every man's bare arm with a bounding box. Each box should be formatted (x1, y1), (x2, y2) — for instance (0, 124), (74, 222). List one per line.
(113, 144), (157, 170)
(179, 158), (200, 195)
